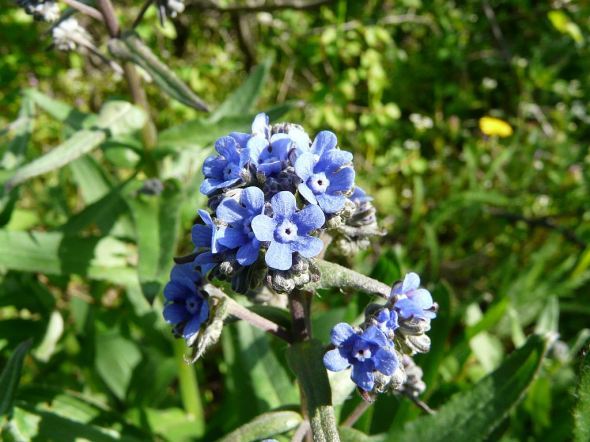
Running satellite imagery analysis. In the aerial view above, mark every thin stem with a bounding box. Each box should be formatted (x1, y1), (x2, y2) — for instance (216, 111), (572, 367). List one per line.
(96, 0), (120, 36)
(173, 339), (205, 436)
(291, 420), (310, 442)
(308, 259), (391, 298)
(62, 0), (104, 21)
(341, 400), (372, 428)
(407, 394), (436, 415)
(204, 284), (293, 343)
(132, 0), (155, 29)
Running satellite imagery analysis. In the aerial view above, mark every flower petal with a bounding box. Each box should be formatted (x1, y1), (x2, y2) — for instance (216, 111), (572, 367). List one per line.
(163, 303), (189, 325)
(289, 127), (311, 153)
(271, 191), (297, 219)
(402, 272), (420, 293)
(252, 214), (277, 241)
(361, 326), (388, 348)
(291, 236), (324, 258)
(351, 362), (375, 391)
(229, 132), (250, 148)
(410, 288), (433, 310)
(330, 323), (356, 345)
(298, 183), (318, 205)
(241, 186), (265, 212)
(294, 152), (316, 180)
(217, 226), (247, 249)
(236, 240), (260, 266)
(316, 193), (346, 214)
(251, 113), (269, 136)
(311, 130), (337, 156)
(170, 263), (200, 284)
(316, 149), (353, 174)
(215, 136), (240, 162)
(293, 204), (325, 233)
(328, 166), (355, 193)
(323, 349), (351, 372)
(216, 197), (248, 224)
(192, 224), (212, 248)
(373, 348), (398, 376)
(265, 241), (292, 270)
(164, 279), (192, 302)
(183, 311), (206, 339)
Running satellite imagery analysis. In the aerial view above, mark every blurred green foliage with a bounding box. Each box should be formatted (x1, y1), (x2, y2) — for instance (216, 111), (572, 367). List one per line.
(1, 0), (590, 440)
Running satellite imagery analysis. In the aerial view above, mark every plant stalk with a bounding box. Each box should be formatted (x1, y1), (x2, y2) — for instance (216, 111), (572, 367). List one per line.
(173, 339), (205, 436)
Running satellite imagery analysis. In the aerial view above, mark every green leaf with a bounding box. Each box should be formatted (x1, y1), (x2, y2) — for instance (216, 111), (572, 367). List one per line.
(109, 33), (209, 111)
(24, 88), (90, 129)
(0, 229), (137, 286)
(210, 58), (272, 121)
(218, 411), (302, 442)
(4, 101), (145, 190)
(235, 321), (298, 411)
(287, 339), (339, 442)
(126, 179), (183, 303)
(1, 92), (34, 170)
(574, 350), (590, 442)
(95, 331), (142, 400)
(394, 334), (552, 442)
(0, 339), (32, 417)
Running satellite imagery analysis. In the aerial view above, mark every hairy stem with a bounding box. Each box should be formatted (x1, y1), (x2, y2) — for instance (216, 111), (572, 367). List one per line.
(341, 400), (371, 427)
(204, 284), (293, 343)
(289, 290), (312, 342)
(62, 0), (104, 21)
(309, 259), (391, 298)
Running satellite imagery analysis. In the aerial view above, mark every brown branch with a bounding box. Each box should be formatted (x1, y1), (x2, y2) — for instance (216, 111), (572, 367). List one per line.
(62, 0), (105, 21)
(341, 400), (372, 427)
(188, 0), (334, 13)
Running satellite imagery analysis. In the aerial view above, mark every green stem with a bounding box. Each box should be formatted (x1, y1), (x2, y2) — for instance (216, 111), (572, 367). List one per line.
(173, 339), (205, 436)
(309, 259), (391, 298)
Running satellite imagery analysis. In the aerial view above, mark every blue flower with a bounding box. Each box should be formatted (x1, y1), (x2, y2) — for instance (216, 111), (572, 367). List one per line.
(374, 308), (399, 335)
(251, 191), (325, 271)
(229, 113), (271, 149)
(200, 136), (247, 196)
(391, 273), (436, 320)
(323, 323), (398, 392)
(295, 144), (355, 214)
(247, 133), (293, 176)
(163, 263), (209, 340)
(216, 187), (265, 266)
(191, 209), (222, 253)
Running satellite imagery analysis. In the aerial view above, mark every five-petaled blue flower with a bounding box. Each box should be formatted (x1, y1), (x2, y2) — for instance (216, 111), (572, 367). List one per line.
(248, 133), (293, 176)
(323, 323), (398, 392)
(391, 273), (436, 320)
(201, 136), (246, 196)
(216, 187), (265, 265)
(251, 191), (325, 270)
(163, 263), (209, 340)
(229, 113), (270, 149)
(295, 132), (355, 214)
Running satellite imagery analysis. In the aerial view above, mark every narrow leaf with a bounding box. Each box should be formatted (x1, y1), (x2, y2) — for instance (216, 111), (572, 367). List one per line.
(0, 339), (33, 417)
(24, 88), (90, 129)
(0, 229), (137, 286)
(287, 339), (339, 442)
(1, 92), (35, 170)
(109, 33), (209, 111)
(218, 411), (302, 442)
(395, 334), (552, 442)
(4, 101), (145, 190)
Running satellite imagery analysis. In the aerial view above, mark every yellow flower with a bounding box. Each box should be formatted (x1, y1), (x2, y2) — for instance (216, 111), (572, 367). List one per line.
(479, 116), (513, 138)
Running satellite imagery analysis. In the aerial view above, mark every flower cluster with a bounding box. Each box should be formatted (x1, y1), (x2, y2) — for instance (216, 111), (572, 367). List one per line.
(156, 0), (186, 22)
(51, 17), (93, 52)
(162, 263), (209, 344)
(324, 272), (437, 395)
(17, 0), (60, 22)
(192, 113), (357, 293)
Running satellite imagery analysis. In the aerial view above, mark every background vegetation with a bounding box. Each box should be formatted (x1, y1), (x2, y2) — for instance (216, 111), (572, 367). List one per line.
(1, 0), (589, 440)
